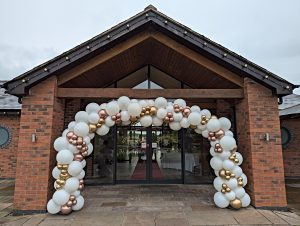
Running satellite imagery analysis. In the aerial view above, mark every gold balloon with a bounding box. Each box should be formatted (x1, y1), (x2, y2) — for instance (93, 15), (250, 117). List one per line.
(57, 164), (64, 170)
(226, 187), (231, 192)
(230, 199), (242, 209)
(234, 159), (239, 164)
(145, 110), (150, 115)
(225, 170), (231, 175)
(96, 123), (102, 128)
(237, 177), (243, 181)
(222, 183), (227, 189)
(55, 184), (62, 190)
(150, 107), (157, 114)
(231, 173), (235, 178)
(219, 170), (226, 178)
(189, 125), (197, 129)
(89, 124), (97, 133)
(221, 189), (226, 194)
(61, 169), (67, 174)
(99, 118), (105, 124)
(62, 164), (69, 170)
(225, 175), (231, 180)
(238, 181), (244, 186)
(140, 112), (145, 117)
(146, 106), (151, 111)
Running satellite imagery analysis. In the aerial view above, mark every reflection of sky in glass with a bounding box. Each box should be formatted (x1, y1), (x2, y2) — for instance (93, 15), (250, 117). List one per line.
(133, 80), (163, 89)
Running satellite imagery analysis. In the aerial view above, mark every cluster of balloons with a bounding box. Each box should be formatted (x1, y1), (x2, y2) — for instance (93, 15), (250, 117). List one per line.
(47, 96), (250, 214)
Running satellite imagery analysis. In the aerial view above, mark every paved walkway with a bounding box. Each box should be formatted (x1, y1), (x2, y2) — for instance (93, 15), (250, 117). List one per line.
(0, 181), (300, 225)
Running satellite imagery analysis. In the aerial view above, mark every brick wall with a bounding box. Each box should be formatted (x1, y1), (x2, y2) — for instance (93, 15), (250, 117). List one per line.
(64, 99), (81, 128)
(0, 113), (20, 178)
(13, 76), (65, 212)
(281, 117), (300, 177)
(235, 77), (287, 208)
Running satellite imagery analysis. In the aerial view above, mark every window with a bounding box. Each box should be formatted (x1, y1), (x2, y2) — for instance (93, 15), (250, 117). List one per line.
(0, 125), (12, 148)
(281, 126), (291, 148)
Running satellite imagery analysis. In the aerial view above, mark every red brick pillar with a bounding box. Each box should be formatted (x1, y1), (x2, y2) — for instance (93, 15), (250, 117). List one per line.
(13, 77), (65, 214)
(64, 99), (81, 128)
(235, 77), (287, 209)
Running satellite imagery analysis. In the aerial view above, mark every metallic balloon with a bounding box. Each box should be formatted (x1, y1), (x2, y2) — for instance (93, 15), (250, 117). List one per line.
(66, 200), (73, 207)
(61, 205), (72, 215)
(230, 199), (242, 209)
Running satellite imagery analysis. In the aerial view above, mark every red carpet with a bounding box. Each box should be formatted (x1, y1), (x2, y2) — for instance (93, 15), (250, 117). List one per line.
(131, 161), (164, 180)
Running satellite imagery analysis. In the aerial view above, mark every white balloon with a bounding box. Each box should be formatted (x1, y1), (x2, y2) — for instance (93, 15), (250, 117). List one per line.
(68, 144), (79, 154)
(47, 199), (61, 214)
(117, 96), (130, 110)
(210, 147), (217, 156)
(147, 100), (155, 107)
(88, 113), (100, 124)
(71, 190), (81, 197)
(223, 159), (235, 170)
(214, 192), (229, 208)
(219, 117), (231, 131)
(197, 124), (207, 130)
(169, 122), (181, 131)
(120, 111), (130, 121)
(157, 108), (167, 119)
(210, 156), (223, 170)
(190, 105), (201, 113)
(139, 100), (147, 108)
(75, 111), (89, 123)
(88, 143), (93, 155)
(131, 99), (138, 103)
(166, 105), (174, 113)
(225, 131), (234, 137)
(122, 120), (131, 125)
(173, 112), (183, 122)
(232, 166), (243, 177)
(202, 130), (209, 138)
(235, 152), (243, 165)
(241, 173), (248, 186)
(72, 195), (84, 211)
(220, 136), (236, 151)
(56, 149), (74, 164)
(180, 118), (190, 128)
(140, 116), (152, 127)
(194, 129), (202, 134)
(225, 191), (236, 201)
(96, 125), (110, 136)
(65, 177), (80, 193)
(68, 161), (83, 177)
(99, 103), (107, 110)
(81, 159), (86, 168)
(106, 101), (120, 116)
(53, 189), (70, 206)
(174, 99), (186, 107)
(128, 102), (142, 117)
(88, 133), (95, 139)
(105, 116), (115, 127)
(74, 122), (89, 137)
(218, 151), (231, 160)
(154, 97), (168, 108)
(54, 137), (69, 152)
(83, 136), (90, 145)
(226, 178), (238, 189)
(85, 103), (100, 114)
(62, 129), (70, 137)
(234, 187), (246, 199)
(152, 117), (163, 126)
(241, 193), (251, 207)
(76, 170), (85, 179)
(68, 121), (76, 131)
(52, 167), (60, 179)
(206, 118), (221, 132)
(200, 109), (211, 118)
(188, 112), (201, 126)
(213, 177), (225, 191)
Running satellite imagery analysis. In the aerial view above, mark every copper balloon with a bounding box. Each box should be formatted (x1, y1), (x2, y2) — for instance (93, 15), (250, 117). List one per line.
(230, 199), (242, 209)
(55, 184), (62, 190)
(211, 137), (216, 141)
(231, 173), (236, 178)
(179, 107), (184, 112)
(74, 154), (83, 161)
(164, 116), (170, 122)
(173, 104), (179, 109)
(66, 132), (74, 139)
(116, 113), (121, 118)
(169, 117), (174, 122)
(189, 125), (197, 129)
(69, 195), (76, 201)
(72, 200), (77, 205)
(82, 151), (88, 156)
(140, 112), (145, 117)
(66, 200), (73, 207)
(238, 181), (243, 186)
(167, 112), (173, 117)
(79, 179), (84, 184)
(61, 205), (72, 215)
(111, 115), (116, 121)
(96, 123), (102, 128)
(174, 108), (180, 113)
(99, 110), (107, 117)
(79, 184), (84, 190)
(72, 140), (77, 145)
(215, 143), (221, 148)
(72, 135), (77, 140)
(142, 107), (146, 112)
(76, 145), (83, 150)
(209, 132), (215, 137)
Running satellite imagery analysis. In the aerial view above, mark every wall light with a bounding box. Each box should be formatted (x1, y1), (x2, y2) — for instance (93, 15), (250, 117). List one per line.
(32, 133), (37, 143)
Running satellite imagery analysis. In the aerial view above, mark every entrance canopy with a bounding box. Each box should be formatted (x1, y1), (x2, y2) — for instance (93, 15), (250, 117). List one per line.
(2, 5), (297, 97)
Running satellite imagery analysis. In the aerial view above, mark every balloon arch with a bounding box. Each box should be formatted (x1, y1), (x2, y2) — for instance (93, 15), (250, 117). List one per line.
(47, 96), (251, 214)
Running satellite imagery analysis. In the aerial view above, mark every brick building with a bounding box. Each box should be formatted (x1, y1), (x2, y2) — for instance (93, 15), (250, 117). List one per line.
(0, 6), (298, 214)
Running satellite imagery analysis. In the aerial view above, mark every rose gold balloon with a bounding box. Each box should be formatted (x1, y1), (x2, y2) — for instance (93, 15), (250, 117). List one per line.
(173, 104), (179, 109)
(116, 113), (121, 118)
(82, 151), (88, 156)
(61, 205), (72, 215)
(116, 119), (122, 124)
(179, 107), (184, 112)
(169, 117), (174, 122)
(72, 135), (78, 140)
(209, 132), (215, 137)
(72, 200), (77, 205)
(217, 148), (223, 153)
(215, 143), (221, 148)
(74, 154), (83, 161)
(174, 108), (180, 113)
(167, 112), (173, 117)
(66, 132), (74, 139)
(111, 115), (116, 121)
(79, 179), (84, 184)
(66, 200), (73, 207)
(79, 184), (84, 190)
(211, 137), (217, 141)
(69, 195), (76, 201)
(76, 145), (83, 150)
(164, 116), (170, 122)
(99, 110), (106, 117)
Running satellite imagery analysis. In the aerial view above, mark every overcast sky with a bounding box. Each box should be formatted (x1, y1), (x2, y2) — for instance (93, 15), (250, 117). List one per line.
(0, 0), (299, 94)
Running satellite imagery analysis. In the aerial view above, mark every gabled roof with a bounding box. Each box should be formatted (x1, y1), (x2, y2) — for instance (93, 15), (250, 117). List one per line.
(2, 5), (298, 97)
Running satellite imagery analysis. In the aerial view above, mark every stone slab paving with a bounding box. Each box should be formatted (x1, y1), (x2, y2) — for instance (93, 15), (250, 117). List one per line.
(0, 183), (299, 225)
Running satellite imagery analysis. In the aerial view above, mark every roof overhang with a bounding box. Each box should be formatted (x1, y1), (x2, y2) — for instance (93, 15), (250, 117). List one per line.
(2, 6), (298, 97)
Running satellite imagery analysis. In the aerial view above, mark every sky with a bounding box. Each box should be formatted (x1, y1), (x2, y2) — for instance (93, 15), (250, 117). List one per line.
(0, 0), (299, 94)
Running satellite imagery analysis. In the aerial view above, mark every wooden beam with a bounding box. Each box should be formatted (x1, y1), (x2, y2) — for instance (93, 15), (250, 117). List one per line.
(57, 88), (244, 99)
(150, 32), (244, 87)
(57, 31), (152, 85)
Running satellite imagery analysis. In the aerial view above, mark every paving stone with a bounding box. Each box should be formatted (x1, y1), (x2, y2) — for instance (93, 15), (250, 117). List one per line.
(155, 217), (188, 226)
(232, 209), (272, 225)
(123, 212), (155, 225)
(257, 209), (289, 225)
(274, 211), (300, 225)
(186, 211), (238, 225)
(101, 201), (127, 207)
(0, 203), (12, 211)
(22, 214), (47, 226)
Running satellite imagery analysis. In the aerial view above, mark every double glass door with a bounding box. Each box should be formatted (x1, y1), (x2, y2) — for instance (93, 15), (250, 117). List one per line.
(116, 125), (182, 183)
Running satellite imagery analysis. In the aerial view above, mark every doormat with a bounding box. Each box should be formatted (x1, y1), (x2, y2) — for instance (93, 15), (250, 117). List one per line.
(131, 161), (164, 180)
